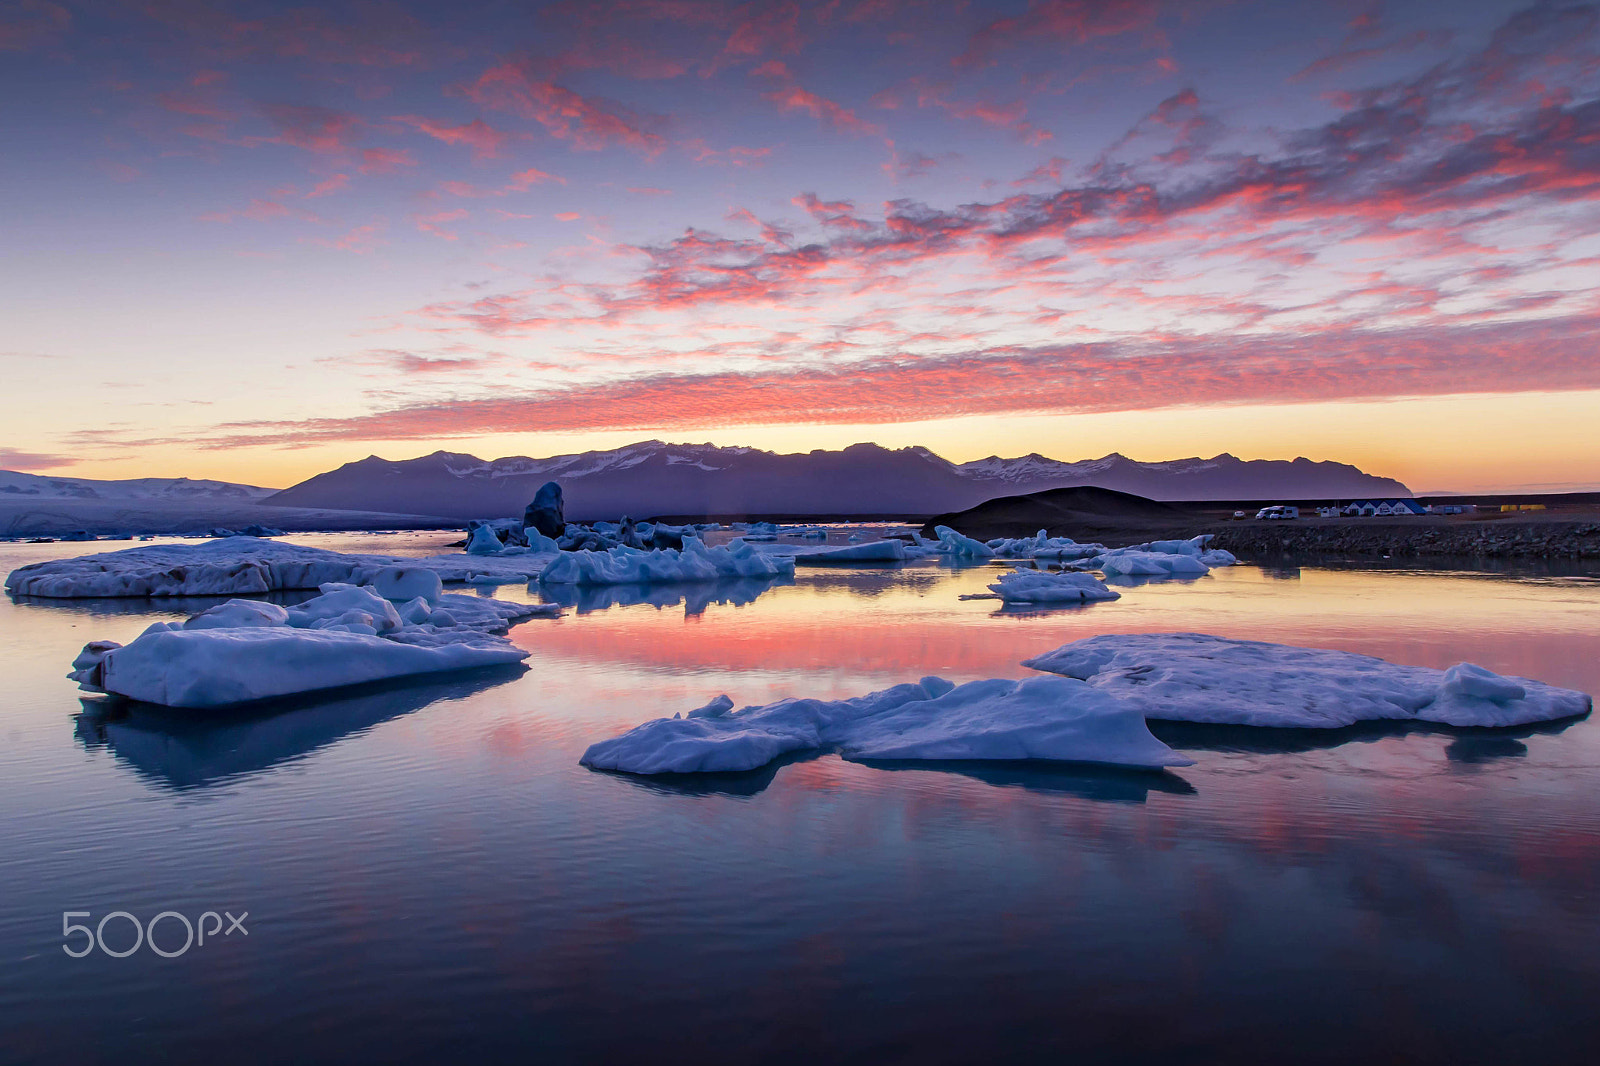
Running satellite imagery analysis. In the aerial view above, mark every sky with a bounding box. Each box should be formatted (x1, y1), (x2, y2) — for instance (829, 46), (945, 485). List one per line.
(3, 0), (1599, 492)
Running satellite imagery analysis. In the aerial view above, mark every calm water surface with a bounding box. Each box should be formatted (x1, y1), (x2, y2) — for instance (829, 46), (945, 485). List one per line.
(2, 532), (1597, 1064)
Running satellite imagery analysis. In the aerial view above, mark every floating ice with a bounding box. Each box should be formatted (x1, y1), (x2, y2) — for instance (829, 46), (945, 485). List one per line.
(987, 530), (1107, 560)
(790, 540), (908, 564)
(538, 537), (795, 586)
(85, 627), (527, 709)
(371, 565), (442, 604)
(465, 523), (506, 554)
(182, 598), (289, 630)
(6, 537), (550, 598)
(987, 569), (1121, 604)
(1022, 633), (1592, 728)
(67, 576), (554, 708)
(933, 525), (996, 558)
(1093, 550), (1211, 577)
(580, 674), (1190, 774)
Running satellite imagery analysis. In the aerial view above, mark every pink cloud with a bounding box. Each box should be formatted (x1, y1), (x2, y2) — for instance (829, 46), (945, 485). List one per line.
(414, 208), (469, 240)
(956, 0), (1167, 68)
(0, 445), (73, 470)
(458, 58), (666, 154)
(196, 315), (1600, 447)
(259, 103), (362, 153)
(306, 173), (351, 197)
(0, 0), (68, 51)
(506, 166), (564, 189)
(762, 83), (882, 136)
(358, 146), (416, 174)
(394, 115), (510, 158)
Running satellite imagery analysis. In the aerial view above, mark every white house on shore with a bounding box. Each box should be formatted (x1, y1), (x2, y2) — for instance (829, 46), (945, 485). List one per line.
(1342, 499), (1428, 516)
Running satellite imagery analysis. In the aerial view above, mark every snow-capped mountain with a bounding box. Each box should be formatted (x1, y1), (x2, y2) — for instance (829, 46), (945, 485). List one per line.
(0, 470), (274, 501)
(266, 441), (1410, 520)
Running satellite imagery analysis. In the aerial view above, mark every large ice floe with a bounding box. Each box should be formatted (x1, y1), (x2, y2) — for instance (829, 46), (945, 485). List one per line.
(67, 567), (553, 708)
(582, 632), (1591, 775)
(1023, 633), (1592, 729)
(6, 537), (551, 598)
(986, 569), (1121, 605)
(537, 536), (794, 586)
(581, 675), (1192, 774)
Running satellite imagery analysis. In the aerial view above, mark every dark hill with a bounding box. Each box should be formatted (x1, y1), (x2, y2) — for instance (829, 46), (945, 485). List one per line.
(923, 486), (1197, 542)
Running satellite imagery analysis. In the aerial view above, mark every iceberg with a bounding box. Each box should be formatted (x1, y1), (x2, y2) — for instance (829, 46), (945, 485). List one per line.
(580, 674), (1191, 775)
(987, 569), (1120, 604)
(933, 525), (996, 558)
(987, 530), (1108, 560)
(465, 523), (505, 555)
(536, 574), (790, 616)
(790, 540), (908, 564)
(538, 537), (795, 586)
(1093, 550), (1211, 577)
(6, 537), (551, 598)
(87, 627), (527, 709)
(67, 578), (554, 708)
(1022, 633), (1592, 728)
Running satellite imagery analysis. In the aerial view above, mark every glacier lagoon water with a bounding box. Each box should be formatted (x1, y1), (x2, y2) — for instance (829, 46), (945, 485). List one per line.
(2, 532), (1598, 1064)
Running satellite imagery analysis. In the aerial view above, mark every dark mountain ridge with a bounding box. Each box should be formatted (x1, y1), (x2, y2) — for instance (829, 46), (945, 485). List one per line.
(264, 440), (1411, 521)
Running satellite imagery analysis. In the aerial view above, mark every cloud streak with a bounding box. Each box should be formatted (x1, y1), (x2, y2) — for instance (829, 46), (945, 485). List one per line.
(201, 314), (1600, 447)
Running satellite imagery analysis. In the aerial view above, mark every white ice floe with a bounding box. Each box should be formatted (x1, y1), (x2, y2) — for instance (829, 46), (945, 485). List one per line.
(987, 569), (1121, 604)
(789, 540), (908, 564)
(580, 674), (1191, 774)
(933, 525), (996, 558)
(537, 537), (795, 586)
(1022, 633), (1592, 728)
(84, 627), (527, 709)
(67, 577), (554, 708)
(6, 537), (551, 598)
(987, 530), (1108, 560)
(1094, 549), (1211, 577)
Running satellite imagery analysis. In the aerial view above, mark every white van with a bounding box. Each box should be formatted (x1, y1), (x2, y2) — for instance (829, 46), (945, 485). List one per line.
(1255, 505), (1299, 520)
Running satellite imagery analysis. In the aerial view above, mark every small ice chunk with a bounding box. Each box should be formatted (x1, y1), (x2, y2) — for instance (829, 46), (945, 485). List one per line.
(933, 525), (995, 558)
(465, 524), (504, 555)
(987, 570), (1120, 604)
(183, 599), (289, 630)
(372, 565), (443, 604)
(538, 538), (795, 586)
(792, 540), (907, 564)
(1439, 662), (1526, 702)
(686, 695), (735, 719)
(286, 584), (403, 635)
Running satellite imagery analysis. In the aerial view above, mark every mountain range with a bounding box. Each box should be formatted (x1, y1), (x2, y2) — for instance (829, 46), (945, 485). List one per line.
(264, 441), (1412, 520)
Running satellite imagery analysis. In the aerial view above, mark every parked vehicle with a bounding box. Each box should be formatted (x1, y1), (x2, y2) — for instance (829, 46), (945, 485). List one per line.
(1255, 505), (1299, 520)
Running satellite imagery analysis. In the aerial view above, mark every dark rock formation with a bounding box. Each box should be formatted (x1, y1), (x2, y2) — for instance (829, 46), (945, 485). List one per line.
(524, 481), (565, 539)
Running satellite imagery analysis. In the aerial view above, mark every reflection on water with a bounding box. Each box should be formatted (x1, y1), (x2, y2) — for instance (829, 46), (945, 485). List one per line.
(858, 760), (1198, 803)
(73, 667), (527, 791)
(2, 538), (1599, 1065)
(534, 573), (793, 616)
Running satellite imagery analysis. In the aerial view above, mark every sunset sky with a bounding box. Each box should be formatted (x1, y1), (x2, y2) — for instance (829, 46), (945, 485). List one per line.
(4, 0), (1600, 492)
